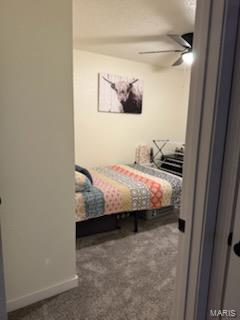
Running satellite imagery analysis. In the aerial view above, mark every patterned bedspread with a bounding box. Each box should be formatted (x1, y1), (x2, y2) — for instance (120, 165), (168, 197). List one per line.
(75, 164), (182, 221)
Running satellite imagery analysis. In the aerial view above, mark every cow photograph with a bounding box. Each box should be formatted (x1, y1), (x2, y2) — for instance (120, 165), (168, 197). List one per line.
(98, 73), (143, 114)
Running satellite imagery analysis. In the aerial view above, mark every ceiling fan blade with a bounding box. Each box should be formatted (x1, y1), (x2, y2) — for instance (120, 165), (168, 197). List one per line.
(182, 33), (193, 48)
(172, 56), (183, 66)
(168, 34), (191, 48)
(139, 49), (183, 55)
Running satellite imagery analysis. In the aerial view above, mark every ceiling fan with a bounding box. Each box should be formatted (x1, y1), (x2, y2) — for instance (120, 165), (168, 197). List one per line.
(139, 33), (194, 66)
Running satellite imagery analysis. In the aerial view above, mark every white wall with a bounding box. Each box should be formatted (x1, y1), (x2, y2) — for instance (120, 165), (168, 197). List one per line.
(0, 0), (77, 311)
(74, 50), (190, 167)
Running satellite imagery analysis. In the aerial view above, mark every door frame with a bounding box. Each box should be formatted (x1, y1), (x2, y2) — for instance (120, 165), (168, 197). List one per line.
(175, 0), (240, 319)
(208, 13), (240, 313)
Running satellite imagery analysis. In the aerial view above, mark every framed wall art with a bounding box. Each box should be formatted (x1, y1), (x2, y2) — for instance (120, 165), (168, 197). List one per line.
(98, 73), (143, 114)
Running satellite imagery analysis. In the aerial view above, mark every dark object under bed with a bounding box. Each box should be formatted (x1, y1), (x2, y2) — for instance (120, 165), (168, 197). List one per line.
(76, 212), (139, 238)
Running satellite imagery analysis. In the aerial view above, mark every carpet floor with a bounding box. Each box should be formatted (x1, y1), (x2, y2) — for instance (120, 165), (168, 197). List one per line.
(9, 213), (178, 320)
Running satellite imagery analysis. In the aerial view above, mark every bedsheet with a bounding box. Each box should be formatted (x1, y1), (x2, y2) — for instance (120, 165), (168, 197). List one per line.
(75, 164), (182, 221)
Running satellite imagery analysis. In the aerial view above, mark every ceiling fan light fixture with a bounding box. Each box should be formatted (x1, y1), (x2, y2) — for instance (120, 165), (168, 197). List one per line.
(182, 51), (194, 65)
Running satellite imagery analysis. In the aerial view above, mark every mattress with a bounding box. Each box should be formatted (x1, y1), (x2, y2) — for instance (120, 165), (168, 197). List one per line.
(75, 164), (182, 221)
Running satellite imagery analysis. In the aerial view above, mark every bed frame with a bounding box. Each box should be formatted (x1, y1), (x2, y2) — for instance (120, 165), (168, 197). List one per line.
(76, 207), (176, 238)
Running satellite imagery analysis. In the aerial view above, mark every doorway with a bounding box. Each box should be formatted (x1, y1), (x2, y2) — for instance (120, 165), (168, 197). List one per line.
(73, 1), (194, 319)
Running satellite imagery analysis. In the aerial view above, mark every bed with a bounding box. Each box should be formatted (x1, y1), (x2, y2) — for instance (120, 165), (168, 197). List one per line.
(75, 163), (182, 229)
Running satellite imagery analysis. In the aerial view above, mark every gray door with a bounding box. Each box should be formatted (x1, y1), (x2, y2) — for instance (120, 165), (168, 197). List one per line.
(223, 182), (240, 317)
(221, 19), (240, 317)
(0, 225), (7, 320)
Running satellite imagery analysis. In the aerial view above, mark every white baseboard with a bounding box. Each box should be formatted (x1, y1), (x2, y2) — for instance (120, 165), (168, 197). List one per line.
(7, 274), (78, 312)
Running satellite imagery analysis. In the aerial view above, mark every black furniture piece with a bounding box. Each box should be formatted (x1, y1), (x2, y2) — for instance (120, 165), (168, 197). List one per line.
(152, 139), (184, 177)
(160, 153), (184, 176)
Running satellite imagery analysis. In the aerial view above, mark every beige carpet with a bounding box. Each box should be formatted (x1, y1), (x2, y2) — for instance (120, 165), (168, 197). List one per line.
(9, 213), (178, 320)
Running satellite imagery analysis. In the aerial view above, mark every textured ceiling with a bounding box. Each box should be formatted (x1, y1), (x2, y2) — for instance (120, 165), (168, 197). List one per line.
(73, 0), (196, 66)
